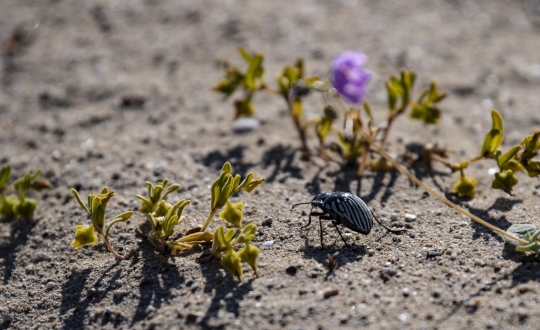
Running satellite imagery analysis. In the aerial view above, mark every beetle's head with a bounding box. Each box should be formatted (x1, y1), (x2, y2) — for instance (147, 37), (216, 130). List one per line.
(291, 192), (332, 210)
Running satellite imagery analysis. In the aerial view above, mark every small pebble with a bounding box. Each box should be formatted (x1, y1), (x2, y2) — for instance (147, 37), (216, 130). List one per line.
(322, 288), (339, 299)
(261, 217), (273, 227)
(46, 282), (57, 290)
(380, 267), (398, 277)
(400, 288), (411, 297)
(390, 213), (399, 221)
(51, 150), (62, 160)
(262, 240), (274, 247)
(404, 214), (417, 222)
(286, 266), (297, 276)
(113, 290), (127, 299)
(232, 117), (260, 133)
(34, 251), (47, 261)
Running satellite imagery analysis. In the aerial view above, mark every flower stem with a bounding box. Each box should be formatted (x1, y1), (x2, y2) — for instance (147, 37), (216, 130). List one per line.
(99, 232), (124, 260)
(201, 208), (219, 232)
(363, 132), (528, 245)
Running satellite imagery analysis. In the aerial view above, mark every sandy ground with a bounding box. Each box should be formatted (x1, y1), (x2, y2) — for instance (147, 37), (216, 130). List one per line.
(1, 0), (540, 329)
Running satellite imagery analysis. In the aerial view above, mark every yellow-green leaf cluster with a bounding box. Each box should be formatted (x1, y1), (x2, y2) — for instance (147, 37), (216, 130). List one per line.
(71, 187), (133, 260)
(0, 166), (49, 220)
(211, 224), (259, 280)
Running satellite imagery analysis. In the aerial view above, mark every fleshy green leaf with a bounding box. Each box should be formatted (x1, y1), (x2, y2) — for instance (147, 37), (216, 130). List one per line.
(72, 189), (90, 215)
(480, 110), (504, 158)
(234, 98), (255, 119)
(238, 47), (252, 63)
(215, 175), (233, 209)
(386, 81), (398, 111)
(213, 68), (243, 97)
(236, 224), (256, 244)
(221, 249), (243, 280)
(177, 231), (214, 243)
(91, 197), (106, 232)
(453, 175), (478, 199)
(238, 242), (259, 277)
(504, 224), (537, 245)
(497, 145), (522, 169)
(71, 225), (98, 249)
(524, 160), (540, 177)
(0, 165), (11, 191)
(13, 198), (37, 219)
(491, 169), (518, 195)
(410, 104), (441, 124)
(219, 200), (244, 227)
(244, 54), (264, 90)
(0, 194), (18, 218)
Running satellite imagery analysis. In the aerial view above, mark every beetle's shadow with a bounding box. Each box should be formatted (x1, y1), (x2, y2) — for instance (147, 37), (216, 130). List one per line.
(298, 222), (373, 272)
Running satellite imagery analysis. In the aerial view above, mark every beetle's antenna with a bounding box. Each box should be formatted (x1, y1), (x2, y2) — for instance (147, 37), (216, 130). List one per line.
(291, 202), (312, 210)
(372, 212), (406, 234)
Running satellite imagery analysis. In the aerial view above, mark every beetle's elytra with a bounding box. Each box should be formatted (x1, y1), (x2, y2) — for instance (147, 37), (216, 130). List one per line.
(292, 192), (404, 247)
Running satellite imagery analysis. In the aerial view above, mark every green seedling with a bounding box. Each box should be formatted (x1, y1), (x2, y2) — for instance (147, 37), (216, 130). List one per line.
(214, 47), (265, 119)
(215, 48), (321, 152)
(210, 224), (259, 280)
(132, 163), (263, 280)
(71, 187), (133, 260)
(170, 161), (264, 252)
(136, 179), (193, 253)
(0, 165), (51, 220)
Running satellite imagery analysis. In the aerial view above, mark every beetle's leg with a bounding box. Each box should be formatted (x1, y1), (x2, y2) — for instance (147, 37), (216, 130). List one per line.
(332, 220), (351, 248)
(372, 211), (406, 234)
(316, 215), (333, 249)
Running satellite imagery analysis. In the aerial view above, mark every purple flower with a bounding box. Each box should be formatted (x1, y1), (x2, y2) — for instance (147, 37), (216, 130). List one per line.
(331, 51), (372, 104)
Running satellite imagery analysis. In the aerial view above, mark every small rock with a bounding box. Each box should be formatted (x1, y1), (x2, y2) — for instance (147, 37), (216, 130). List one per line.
(402, 287), (410, 296)
(232, 117), (260, 133)
(404, 214), (417, 222)
(46, 282), (57, 290)
(261, 217), (273, 227)
(51, 150), (62, 161)
(380, 267), (398, 277)
(113, 290), (127, 299)
(322, 288), (339, 299)
(34, 251), (47, 261)
(367, 249), (375, 256)
(390, 213), (399, 221)
(262, 240), (274, 247)
(285, 266), (297, 276)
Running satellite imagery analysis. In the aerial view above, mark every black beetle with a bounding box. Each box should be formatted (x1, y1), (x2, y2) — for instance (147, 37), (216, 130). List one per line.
(292, 192), (404, 247)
